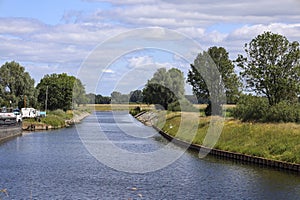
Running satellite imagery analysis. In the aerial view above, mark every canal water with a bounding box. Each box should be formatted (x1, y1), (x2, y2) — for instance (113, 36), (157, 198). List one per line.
(1, 112), (300, 199)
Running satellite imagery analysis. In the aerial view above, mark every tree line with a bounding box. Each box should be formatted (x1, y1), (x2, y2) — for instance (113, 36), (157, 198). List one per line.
(1, 31), (299, 122)
(0, 62), (86, 111)
(142, 31), (300, 122)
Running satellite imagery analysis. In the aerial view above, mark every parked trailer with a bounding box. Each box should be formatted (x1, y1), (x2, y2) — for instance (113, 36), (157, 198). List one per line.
(21, 108), (36, 118)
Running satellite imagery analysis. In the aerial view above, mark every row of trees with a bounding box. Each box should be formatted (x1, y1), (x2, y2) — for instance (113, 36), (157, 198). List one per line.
(142, 31), (300, 121)
(0, 61), (86, 111)
(1, 31), (299, 122)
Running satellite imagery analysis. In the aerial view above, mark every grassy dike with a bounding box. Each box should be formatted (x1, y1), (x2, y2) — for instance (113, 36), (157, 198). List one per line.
(22, 108), (91, 130)
(138, 111), (300, 164)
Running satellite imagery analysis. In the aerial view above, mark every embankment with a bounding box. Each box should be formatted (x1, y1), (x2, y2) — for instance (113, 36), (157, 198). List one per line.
(136, 111), (300, 172)
(22, 111), (90, 131)
(0, 125), (22, 142)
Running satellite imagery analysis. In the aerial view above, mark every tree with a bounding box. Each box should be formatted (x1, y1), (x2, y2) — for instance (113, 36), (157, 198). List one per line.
(85, 93), (111, 104)
(236, 31), (300, 106)
(95, 94), (111, 104)
(143, 68), (185, 110)
(37, 73), (86, 111)
(73, 78), (88, 106)
(187, 47), (241, 115)
(0, 61), (36, 108)
(111, 91), (129, 104)
(129, 90), (143, 103)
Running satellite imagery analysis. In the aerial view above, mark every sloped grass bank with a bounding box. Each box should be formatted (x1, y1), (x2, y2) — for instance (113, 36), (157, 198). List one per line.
(153, 112), (300, 164)
(23, 108), (90, 130)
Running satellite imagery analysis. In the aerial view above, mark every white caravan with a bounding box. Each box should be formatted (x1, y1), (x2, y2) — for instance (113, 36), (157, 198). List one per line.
(21, 108), (36, 118)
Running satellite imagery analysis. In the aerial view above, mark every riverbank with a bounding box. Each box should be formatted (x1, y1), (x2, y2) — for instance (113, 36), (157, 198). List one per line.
(0, 124), (22, 142)
(136, 111), (300, 171)
(22, 109), (90, 131)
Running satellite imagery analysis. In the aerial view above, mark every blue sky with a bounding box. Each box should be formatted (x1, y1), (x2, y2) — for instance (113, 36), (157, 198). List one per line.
(0, 0), (111, 24)
(0, 0), (300, 95)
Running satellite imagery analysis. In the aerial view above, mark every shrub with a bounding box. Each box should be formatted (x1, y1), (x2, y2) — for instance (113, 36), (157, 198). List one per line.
(129, 106), (142, 116)
(167, 99), (198, 112)
(265, 101), (300, 123)
(233, 95), (300, 123)
(233, 95), (269, 122)
(41, 114), (65, 127)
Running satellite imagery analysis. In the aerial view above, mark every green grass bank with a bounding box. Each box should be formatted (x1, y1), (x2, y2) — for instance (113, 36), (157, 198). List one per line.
(141, 111), (300, 164)
(22, 108), (91, 130)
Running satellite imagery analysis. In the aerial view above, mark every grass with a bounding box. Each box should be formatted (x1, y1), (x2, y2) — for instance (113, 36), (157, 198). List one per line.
(153, 111), (300, 164)
(23, 107), (91, 128)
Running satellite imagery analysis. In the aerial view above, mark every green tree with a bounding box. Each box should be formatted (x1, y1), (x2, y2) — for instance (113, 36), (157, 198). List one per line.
(129, 90), (143, 103)
(86, 93), (111, 104)
(0, 61), (36, 108)
(236, 31), (300, 106)
(37, 73), (86, 111)
(111, 91), (129, 104)
(95, 94), (111, 104)
(187, 47), (240, 115)
(143, 68), (185, 110)
(73, 78), (88, 106)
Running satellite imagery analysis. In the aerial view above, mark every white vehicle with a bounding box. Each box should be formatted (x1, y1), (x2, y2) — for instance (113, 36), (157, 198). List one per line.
(13, 108), (22, 122)
(21, 108), (36, 118)
(0, 107), (21, 125)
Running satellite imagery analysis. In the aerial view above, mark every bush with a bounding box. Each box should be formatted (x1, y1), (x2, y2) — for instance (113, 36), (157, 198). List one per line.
(233, 95), (300, 123)
(167, 99), (198, 112)
(233, 95), (269, 122)
(41, 114), (65, 127)
(265, 101), (300, 123)
(129, 106), (142, 116)
(48, 109), (73, 119)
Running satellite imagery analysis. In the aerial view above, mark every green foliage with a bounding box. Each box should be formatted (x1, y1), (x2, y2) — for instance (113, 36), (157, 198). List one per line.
(236, 31), (300, 106)
(111, 91), (129, 104)
(167, 98), (198, 112)
(86, 93), (111, 104)
(187, 46), (241, 116)
(233, 95), (300, 123)
(129, 106), (142, 116)
(48, 109), (73, 119)
(143, 83), (176, 110)
(37, 73), (86, 111)
(129, 90), (143, 103)
(41, 114), (66, 127)
(143, 68), (185, 110)
(0, 61), (36, 108)
(266, 101), (300, 123)
(233, 95), (269, 122)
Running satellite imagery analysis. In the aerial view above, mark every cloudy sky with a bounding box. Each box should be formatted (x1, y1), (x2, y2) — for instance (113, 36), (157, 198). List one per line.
(0, 0), (300, 95)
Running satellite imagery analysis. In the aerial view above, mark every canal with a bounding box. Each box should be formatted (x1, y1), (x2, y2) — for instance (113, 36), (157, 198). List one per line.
(0, 111), (300, 199)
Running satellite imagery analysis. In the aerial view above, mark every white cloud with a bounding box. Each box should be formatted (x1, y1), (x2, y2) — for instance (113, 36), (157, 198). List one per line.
(84, 0), (300, 27)
(229, 23), (300, 40)
(1, 0), (300, 94)
(128, 56), (153, 68)
(102, 69), (115, 73)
